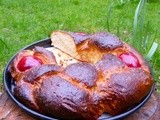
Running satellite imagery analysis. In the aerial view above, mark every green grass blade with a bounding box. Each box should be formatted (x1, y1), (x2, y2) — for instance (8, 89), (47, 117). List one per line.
(133, 0), (146, 39)
(153, 24), (158, 43)
(139, 2), (146, 44)
(106, 4), (113, 32)
(143, 21), (150, 49)
(116, 17), (120, 37)
(146, 42), (158, 61)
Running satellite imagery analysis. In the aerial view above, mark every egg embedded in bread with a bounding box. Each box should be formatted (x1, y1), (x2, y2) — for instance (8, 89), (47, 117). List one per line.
(9, 30), (153, 120)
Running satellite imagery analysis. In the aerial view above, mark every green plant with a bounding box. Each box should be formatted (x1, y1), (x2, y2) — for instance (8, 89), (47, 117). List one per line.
(146, 42), (158, 60)
(132, 0), (158, 59)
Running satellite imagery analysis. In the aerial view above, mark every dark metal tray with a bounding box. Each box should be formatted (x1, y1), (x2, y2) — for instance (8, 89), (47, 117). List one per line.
(3, 38), (154, 120)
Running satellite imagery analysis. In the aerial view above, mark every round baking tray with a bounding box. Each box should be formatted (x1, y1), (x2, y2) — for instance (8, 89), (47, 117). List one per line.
(3, 38), (154, 120)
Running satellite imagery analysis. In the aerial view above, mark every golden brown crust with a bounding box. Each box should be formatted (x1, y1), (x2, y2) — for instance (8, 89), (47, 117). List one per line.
(9, 46), (57, 81)
(9, 31), (154, 120)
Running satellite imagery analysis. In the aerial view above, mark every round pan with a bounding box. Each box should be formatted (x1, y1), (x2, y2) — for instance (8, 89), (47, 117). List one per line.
(3, 38), (154, 120)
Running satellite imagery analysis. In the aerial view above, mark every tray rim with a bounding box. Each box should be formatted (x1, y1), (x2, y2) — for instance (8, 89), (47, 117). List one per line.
(3, 38), (155, 120)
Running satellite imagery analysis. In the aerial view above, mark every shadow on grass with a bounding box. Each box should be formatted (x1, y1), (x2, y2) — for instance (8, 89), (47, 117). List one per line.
(0, 39), (9, 61)
(0, 39), (8, 48)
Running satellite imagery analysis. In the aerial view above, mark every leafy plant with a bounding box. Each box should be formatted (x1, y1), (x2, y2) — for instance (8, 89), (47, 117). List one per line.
(132, 0), (158, 59)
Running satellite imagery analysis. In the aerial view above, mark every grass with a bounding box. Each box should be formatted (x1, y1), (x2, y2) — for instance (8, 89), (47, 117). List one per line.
(0, 0), (160, 89)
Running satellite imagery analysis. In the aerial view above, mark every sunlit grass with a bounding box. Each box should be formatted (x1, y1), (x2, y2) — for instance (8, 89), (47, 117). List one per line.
(0, 0), (159, 89)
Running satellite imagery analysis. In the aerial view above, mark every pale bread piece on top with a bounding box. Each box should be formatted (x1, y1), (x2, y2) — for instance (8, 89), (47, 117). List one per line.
(51, 30), (80, 60)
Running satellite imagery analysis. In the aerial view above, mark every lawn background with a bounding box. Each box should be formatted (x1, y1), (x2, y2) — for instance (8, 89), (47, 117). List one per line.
(0, 0), (160, 90)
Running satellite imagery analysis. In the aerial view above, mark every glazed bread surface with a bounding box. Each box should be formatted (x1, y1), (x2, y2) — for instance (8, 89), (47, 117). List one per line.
(9, 31), (153, 120)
